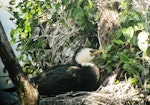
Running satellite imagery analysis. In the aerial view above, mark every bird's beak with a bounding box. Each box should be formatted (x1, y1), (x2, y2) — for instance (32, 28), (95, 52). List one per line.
(91, 48), (105, 56)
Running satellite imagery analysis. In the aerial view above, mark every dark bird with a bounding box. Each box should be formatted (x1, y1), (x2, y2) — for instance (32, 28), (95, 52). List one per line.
(35, 48), (104, 96)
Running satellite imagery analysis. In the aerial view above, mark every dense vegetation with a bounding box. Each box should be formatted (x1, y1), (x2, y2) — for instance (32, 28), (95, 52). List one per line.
(9, 0), (149, 92)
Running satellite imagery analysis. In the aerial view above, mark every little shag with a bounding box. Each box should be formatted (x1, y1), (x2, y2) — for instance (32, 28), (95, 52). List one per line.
(35, 48), (104, 96)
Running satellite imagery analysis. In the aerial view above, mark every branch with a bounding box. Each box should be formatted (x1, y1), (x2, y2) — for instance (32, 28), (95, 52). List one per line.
(0, 21), (38, 105)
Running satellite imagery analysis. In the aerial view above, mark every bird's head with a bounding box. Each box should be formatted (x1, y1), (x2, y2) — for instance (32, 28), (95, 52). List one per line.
(74, 48), (104, 67)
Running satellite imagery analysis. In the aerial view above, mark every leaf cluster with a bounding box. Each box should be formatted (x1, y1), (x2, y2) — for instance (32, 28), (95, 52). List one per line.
(96, 0), (150, 89)
(9, 0), (99, 76)
(62, 0), (100, 33)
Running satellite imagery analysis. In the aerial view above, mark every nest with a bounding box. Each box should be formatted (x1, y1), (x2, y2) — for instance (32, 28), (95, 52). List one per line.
(38, 81), (149, 105)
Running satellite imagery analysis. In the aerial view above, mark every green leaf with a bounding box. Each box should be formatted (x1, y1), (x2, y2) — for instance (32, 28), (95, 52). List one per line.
(26, 1), (32, 8)
(122, 26), (134, 42)
(119, 53), (129, 62)
(13, 12), (19, 18)
(20, 33), (28, 39)
(128, 77), (138, 84)
(77, 0), (83, 6)
(9, 0), (16, 5)
(84, 5), (90, 11)
(119, 0), (129, 9)
(24, 26), (31, 34)
(18, 54), (24, 61)
(146, 47), (150, 57)
(31, 9), (36, 14)
(55, 3), (61, 10)
(15, 28), (22, 34)
(134, 23), (144, 31)
(37, 39), (44, 47)
(94, 12), (100, 21)
(128, 11), (139, 21)
(87, 0), (94, 8)
(105, 45), (112, 52)
(114, 29), (122, 39)
(123, 63), (130, 70)
(62, 0), (68, 5)
(118, 11), (128, 24)
(10, 29), (15, 38)
(77, 18), (84, 25)
(113, 39), (124, 45)
(10, 37), (16, 45)
(72, 8), (84, 20)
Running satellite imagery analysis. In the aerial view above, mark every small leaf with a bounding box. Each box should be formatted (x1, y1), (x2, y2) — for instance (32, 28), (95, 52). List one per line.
(77, 18), (84, 25)
(18, 54), (24, 60)
(122, 26), (134, 42)
(118, 11), (128, 24)
(119, 1), (128, 9)
(146, 47), (150, 57)
(9, 0), (16, 5)
(62, 0), (68, 5)
(26, 1), (32, 8)
(31, 9), (36, 14)
(94, 12), (100, 21)
(20, 33), (27, 39)
(137, 31), (149, 52)
(134, 23), (144, 31)
(119, 53), (129, 62)
(10, 37), (16, 45)
(128, 77), (138, 84)
(113, 39), (124, 45)
(84, 5), (90, 11)
(10, 29), (15, 38)
(72, 8), (84, 20)
(128, 11), (139, 21)
(55, 3), (61, 10)
(87, 0), (94, 8)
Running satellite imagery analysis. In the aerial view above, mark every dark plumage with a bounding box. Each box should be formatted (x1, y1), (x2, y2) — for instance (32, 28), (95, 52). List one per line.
(35, 48), (104, 96)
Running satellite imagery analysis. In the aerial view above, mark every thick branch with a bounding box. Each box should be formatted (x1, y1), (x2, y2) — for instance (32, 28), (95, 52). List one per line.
(0, 21), (38, 105)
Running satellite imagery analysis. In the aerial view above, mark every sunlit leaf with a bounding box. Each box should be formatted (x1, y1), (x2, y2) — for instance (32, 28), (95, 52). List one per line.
(94, 12), (100, 21)
(10, 37), (16, 45)
(20, 33), (28, 39)
(137, 31), (149, 52)
(87, 0), (93, 8)
(10, 29), (15, 38)
(134, 23), (144, 31)
(26, 1), (32, 8)
(119, 1), (128, 9)
(128, 77), (138, 84)
(122, 26), (134, 42)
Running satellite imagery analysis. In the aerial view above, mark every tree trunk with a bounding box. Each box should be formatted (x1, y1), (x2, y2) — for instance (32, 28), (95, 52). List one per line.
(0, 21), (39, 105)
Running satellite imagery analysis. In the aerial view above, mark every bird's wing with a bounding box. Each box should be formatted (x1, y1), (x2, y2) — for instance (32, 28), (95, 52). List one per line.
(37, 65), (82, 95)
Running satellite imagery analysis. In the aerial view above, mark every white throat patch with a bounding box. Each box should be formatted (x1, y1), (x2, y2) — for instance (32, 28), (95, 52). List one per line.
(75, 48), (95, 66)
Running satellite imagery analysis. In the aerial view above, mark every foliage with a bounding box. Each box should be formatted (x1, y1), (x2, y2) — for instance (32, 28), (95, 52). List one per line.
(96, 0), (150, 88)
(9, 0), (150, 90)
(9, 0), (99, 75)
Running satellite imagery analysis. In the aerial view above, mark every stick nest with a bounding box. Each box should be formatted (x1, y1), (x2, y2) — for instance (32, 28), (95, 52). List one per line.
(39, 81), (149, 105)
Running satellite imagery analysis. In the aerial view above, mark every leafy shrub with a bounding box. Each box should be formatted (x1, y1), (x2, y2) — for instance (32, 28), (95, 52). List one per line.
(9, 0), (99, 75)
(96, 0), (150, 88)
